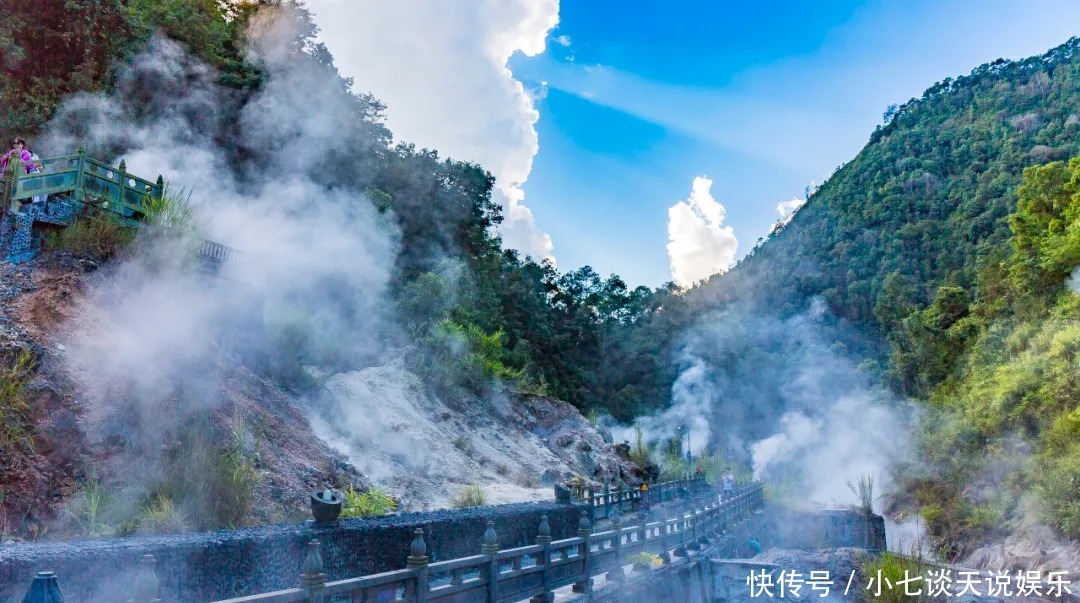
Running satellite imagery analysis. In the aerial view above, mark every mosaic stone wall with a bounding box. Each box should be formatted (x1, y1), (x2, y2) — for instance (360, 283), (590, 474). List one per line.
(0, 198), (77, 263)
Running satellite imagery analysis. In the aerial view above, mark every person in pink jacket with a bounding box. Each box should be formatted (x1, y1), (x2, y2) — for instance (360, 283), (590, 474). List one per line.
(1, 138), (41, 175)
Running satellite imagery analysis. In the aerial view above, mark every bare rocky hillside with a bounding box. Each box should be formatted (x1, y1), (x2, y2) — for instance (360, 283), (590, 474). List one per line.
(0, 256), (635, 540)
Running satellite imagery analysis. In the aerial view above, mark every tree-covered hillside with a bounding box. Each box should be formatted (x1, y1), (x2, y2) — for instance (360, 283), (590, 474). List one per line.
(702, 38), (1080, 394)
(688, 38), (1080, 556)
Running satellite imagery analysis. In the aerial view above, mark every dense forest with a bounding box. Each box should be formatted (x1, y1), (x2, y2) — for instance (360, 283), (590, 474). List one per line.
(5, 0), (1080, 557)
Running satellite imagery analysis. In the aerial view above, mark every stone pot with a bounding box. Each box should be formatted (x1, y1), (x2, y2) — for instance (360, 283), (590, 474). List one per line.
(310, 489), (343, 523)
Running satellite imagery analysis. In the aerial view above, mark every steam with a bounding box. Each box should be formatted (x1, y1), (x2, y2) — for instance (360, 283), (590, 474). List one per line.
(1067, 266), (1080, 294)
(304, 0), (559, 261)
(624, 296), (913, 511)
(667, 176), (739, 287)
(40, 9), (400, 518)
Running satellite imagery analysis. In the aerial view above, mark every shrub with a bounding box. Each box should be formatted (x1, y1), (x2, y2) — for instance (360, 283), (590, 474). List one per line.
(44, 210), (135, 261)
(0, 348), (35, 456)
(427, 319), (525, 392)
(450, 484), (488, 508)
(340, 485), (397, 518)
(627, 551), (663, 567)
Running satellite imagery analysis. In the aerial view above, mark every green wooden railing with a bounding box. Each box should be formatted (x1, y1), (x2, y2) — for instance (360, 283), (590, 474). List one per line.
(1, 150), (163, 219)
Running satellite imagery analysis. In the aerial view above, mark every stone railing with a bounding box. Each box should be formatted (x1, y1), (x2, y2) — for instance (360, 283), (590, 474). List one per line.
(584, 476), (741, 522)
(1, 151), (164, 219)
(12, 484), (764, 603)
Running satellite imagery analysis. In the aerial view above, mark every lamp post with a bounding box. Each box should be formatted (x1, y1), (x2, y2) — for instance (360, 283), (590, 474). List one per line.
(675, 425), (691, 478)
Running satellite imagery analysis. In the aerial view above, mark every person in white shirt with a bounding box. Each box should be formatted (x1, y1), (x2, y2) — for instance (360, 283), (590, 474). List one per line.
(722, 468), (735, 501)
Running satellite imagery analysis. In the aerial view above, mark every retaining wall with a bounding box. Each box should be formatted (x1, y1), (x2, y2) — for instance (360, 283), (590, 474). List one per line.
(758, 508), (887, 552)
(0, 501), (585, 602)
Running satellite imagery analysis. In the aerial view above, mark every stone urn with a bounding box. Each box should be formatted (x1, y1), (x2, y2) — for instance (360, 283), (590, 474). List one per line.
(310, 489), (343, 523)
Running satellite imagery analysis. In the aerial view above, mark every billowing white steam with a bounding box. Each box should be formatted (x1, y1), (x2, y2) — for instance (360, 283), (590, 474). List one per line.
(667, 176), (738, 287)
(40, 11), (399, 490)
(1067, 266), (1080, 295)
(622, 296), (913, 512)
(304, 0), (559, 262)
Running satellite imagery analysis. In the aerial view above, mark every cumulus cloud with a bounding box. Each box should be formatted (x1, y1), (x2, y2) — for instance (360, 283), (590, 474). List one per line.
(555, 34), (571, 47)
(305, 0), (558, 261)
(667, 176), (738, 287)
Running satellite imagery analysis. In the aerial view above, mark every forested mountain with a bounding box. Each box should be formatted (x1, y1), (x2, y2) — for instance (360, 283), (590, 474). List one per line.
(6, 0), (1080, 557)
(686, 38), (1080, 555)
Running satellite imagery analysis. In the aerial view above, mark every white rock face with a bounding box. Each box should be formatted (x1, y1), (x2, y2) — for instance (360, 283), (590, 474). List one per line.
(306, 363), (632, 510)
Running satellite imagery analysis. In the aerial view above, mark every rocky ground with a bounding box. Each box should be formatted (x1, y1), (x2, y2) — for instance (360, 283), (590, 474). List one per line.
(307, 364), (637, 511)
(0, 254), (636, 540)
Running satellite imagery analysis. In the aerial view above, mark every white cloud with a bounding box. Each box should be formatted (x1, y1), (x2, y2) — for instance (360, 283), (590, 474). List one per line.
(305, 0), (558, 261)
(667, 176), (738, 287)
(555, 34), (571, 47)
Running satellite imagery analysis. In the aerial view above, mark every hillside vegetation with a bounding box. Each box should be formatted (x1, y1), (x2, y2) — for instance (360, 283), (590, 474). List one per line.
(694, 38), (1080, 557)
(6, 0), (1080, 558)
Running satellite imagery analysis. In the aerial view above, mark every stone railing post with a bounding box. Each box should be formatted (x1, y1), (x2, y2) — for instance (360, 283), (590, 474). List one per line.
(300, 539), (326, 603)
(407, 528), (429, 603)
(21, 571), (64, 603)
(482, 520), (500, 603)
(530, 515), (553, 603)
(572, 512), (592, 595)
(128, 554), (162, 603)
(658, 509), (673, 564)
(115, 159), (127, 211)
(75, 148), (86, 193)
(608, 508), (625, 586)
(603, 483), (611, 520)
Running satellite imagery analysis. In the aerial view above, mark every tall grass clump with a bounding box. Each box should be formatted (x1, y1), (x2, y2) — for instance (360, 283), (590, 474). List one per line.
(628, 425), (653, 469)
(209, 426), (261, 529)
(450, 484), (488, 508)
(0, 348), (35, 456)
(138, 494), (187, 534)
(848, 474), (876, 514)
(65, 479), (116, 538)
(141, 184), (198, 237)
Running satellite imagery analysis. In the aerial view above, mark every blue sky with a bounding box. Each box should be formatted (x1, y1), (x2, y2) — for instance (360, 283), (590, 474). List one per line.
(510, 0), (1080, 288)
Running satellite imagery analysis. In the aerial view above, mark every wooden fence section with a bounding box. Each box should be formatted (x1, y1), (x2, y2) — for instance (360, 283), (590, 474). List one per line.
(17, 484), (763, 603)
